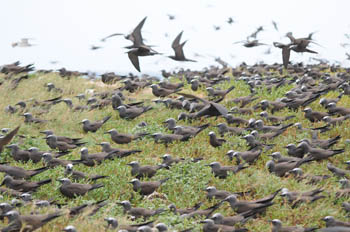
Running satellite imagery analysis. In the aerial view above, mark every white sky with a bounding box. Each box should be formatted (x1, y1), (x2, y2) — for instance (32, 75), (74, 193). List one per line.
(1, 0), (349, 75)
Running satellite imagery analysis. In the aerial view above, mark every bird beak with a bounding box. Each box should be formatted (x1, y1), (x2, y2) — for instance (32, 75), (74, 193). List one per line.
(0, 180), (5, 186)
(204, 164), (211, 167)
(104, 132), (110, 134)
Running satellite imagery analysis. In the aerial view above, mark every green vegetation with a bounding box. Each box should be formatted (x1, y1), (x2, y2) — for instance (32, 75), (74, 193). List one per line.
(0, 68), (349, 231)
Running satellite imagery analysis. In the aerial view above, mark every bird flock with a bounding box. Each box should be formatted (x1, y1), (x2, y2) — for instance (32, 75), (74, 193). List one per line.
(2, 15), (350, 232)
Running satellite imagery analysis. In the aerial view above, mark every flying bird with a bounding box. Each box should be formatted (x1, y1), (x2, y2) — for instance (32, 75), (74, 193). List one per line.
(169, 31), (196, 62)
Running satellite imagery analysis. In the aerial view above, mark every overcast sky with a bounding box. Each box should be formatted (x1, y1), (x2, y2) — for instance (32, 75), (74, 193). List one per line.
(1, 0), (350, 75)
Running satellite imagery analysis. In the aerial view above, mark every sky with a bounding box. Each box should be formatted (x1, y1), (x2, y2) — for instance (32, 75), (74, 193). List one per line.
(1, 0), (350, 76)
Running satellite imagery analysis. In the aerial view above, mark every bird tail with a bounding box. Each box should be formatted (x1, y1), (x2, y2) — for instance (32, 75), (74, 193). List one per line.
(331, 149), (345, 155)
(115, 150), (142, 158)
(284, 115), (296, 121)
(90, 175), (109, 181)
(30, 167), (49, 177)
(224, 85), (235, 96)
(195, 123), (210, 135)
(136, 132), (149, 139)
(38, 178), (52, 186)
(304, 227), (318, 232)
(74, 142), (88, 147)
(102, 116), (111, 124)
(154, 208), (166, 215)
(54, 151), (71, 158)
(90, 183), (104, 191)
(302, 94), (320, 107)
(159, 177), (170, 184)
(143, 106), (153, 112)
(41, 211), (64, 223)
(337, 92), (344, 100)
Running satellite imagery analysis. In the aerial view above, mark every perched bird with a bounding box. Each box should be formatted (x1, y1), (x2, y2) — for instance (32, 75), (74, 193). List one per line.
(58, 178), (104, 198)
(81, 116), (111, 133)
(118, 200), (165, 219)
(206, 162), (247, 179)
(105, 129), (148, 144)
(270, 219), (317, 232)
(201, 219), (248, 232)
(0, 165), (48, 179)
(208, 131), (226, 148)
(322, 216), (350, 228)
(65, 164), (108, 181)
(129, 178), (169, 196)
(0, 175), (51, 192)
(127, 161), (164, 178)
(116, 105), (152, 119)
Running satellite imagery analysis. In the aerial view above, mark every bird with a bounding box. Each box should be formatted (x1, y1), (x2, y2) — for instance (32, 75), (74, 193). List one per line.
(127, 161), (164, 179)
(62, 226), (77, 232)
(118, 200), (165, 219)
(21, 113), (47, 124)
(0, 175), (51, 192)
(151, 132), (191, 145)
(206, 162), (247, 179)
(227, 149), (262, 164)
(0, 126), (19, 154)
(270, 219), (317, 232)
(200, 218), (248, 232)
(127, 45), (160, 72)
(129, 178), (169, 196)
(0, 165), (49, 179)
(64, 164), (108, 181)
(81, 116), (111, 133)
(116, 105), (152, 119)
(105, 129), (148, 144)
(168, 31), (196, 62)
(322, 216), (350, 228)
(58, 178), (104, 198)
(208, 131), (226, 148)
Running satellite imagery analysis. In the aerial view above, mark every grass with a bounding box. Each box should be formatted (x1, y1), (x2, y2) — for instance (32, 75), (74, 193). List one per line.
(0, 66), (349, 231)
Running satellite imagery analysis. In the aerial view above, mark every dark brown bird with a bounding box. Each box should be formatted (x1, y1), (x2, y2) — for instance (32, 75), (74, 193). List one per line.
(81, 116), (111, 133)
(270, 219), (318, 232)
(151, 132), (191, 145)
(289, 168), (330, 185)
(151, 84), (181, 98)
(129, 178), (169, 195)
(65, 164), (108, 181)
(40, 130), (82, 145)
(5, 144), (30, 162)
(322, 216), (350, 228)
(215, 123), (245, 136)
(0, 126), (19, 154)
(58, 178), (104, 198)
(0, 176), (51, 192)
(116, 105), (152, 119)
(168, 202), (203, 215)
(201, 218), (248, 232)
(97, 142), (141, 158)
(211, 211), (254, 227)
(127, 46), (159, 72)
(273, 42), (293, 68)
(266, 158), (312, 177)
(127, 161), (164, 179)
(168, 31), (196, 62)
(21, 113), (47, 124)
(206, 85), (235, 99)
(209, 131), (226, 148)
(46, 135), (86, 152)
(206, 162), (247, 179)
(259, 111), (295, 123)
(298, 141), (344, 161)
(303, 108), (328, 122)
(105, 129), (148, 144)
(0, 165), (48, 179)
(42, 153), (80, 168)
(226, 149), (262, 164)
(118, 200), (165, 219)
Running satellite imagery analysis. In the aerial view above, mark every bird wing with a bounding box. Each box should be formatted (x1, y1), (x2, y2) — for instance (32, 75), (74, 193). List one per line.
(177, 93), (209, 104)
(100, 33), (124, 42)
(130, 16), (147, 46)
(128, 51), (141, 72)
(282, 47), (290, 69)
(0, 126), (20, 152)
(174, 40), (187, 60)
(171, 31), (183, 49)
